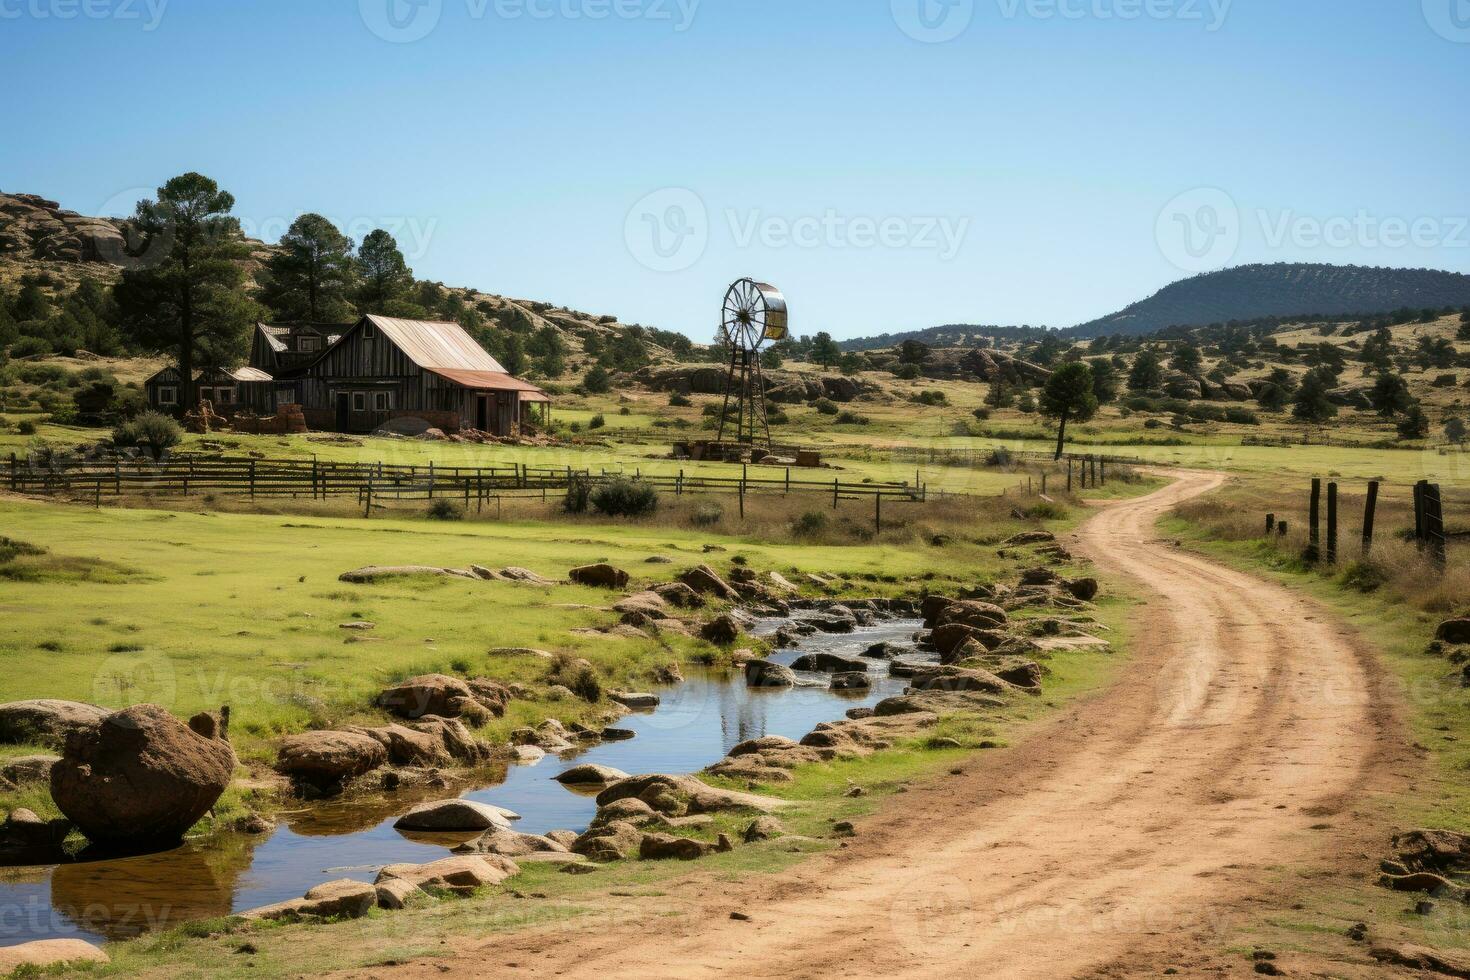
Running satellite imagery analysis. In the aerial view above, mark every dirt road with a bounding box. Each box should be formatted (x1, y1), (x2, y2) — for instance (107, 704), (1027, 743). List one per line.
(359, 470), (1403, 978)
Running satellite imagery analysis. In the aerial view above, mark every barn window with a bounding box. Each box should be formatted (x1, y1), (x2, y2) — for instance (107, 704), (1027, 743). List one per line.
(215, 388), (233, 405)
(363, 322), (376, 339)
(299, 335), (320, 352)
(158, 386), (177, 406)
(373, 392), (392, 411)
(352, 392), (366, 412)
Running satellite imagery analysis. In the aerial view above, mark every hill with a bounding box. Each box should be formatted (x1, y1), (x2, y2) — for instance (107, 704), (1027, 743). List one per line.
(839, 324), (1052, 352)
(1068, 263), (1470, 338)
(0, 190), (679, 377)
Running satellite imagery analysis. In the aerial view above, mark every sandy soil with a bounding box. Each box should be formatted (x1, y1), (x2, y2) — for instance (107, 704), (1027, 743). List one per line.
(341, 470), (1409, 979)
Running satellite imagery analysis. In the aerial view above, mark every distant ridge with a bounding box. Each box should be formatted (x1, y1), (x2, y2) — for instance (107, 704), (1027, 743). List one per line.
(1067, 262), (1470, 338)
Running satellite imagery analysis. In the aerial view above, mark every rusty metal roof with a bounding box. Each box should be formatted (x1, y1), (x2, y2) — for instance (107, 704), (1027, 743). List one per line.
(427, 368), (549, 399)
(364, 315), (507, 373)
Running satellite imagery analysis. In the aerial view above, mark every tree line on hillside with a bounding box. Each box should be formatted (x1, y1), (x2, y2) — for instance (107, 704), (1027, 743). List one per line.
(0, 172), (683, 407)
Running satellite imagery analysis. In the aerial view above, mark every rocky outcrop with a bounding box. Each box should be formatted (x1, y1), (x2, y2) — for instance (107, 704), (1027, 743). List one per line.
(376, 675), (509, 722)
(276, 730), (388, 788)
(0, 193), (127, 264)
(678, 565), (738, 600)
(339, 565), (479, 583)
(375, 855), (519, 895)
(50, 705), (236, 847)
(240, 879), (378, 922)
(1437, 620), (1470, 645)
(790, 652), (868, 673)
(0, 700), (109, 748)
(595, 774), (786, 815)
(555, 763), (630, 786)
(0, 754), (59, 789)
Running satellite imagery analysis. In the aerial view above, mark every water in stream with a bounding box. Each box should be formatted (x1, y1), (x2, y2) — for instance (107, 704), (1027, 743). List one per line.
(0, 618), (929, 948)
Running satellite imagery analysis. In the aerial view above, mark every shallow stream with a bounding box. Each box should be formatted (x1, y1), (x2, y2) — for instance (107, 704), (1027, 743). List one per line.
(0, 617), (930, 948)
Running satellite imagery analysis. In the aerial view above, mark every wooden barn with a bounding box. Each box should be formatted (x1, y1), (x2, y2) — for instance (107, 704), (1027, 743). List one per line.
(144, 365), (274, 414)
(294, 315), (550, 436)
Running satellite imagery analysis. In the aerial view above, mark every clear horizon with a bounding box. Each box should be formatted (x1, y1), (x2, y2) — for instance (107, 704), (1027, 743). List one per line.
(2, 0), (1466, 340)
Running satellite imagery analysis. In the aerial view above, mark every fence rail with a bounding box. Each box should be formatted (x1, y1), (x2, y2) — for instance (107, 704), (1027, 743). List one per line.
(5, 453), (928, 508)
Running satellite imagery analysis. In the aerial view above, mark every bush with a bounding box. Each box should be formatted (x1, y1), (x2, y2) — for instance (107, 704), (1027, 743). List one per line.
(669, 392), (693, 407)
(111, 411), (182, 458)
(426, 498), (464, 521)
(618, 406), (631, 416)
(9, 337), (51, 358)
(548, 652), (601, 703)
(835, 410), (870, 425)
(690, 501), (724, 526)
(814, 398), (839, 416)
(893, 363), (921, 380)
(563, 476), (592, 514)
(915, 390), (948, 406)
(591, 478), (658, 517)
(1223, 407), (1260, 425)
(972, 407), (991, 421)
(16, 420), (37, 436)
(790, 510), (828, 538)
(588, 413), (606, 429)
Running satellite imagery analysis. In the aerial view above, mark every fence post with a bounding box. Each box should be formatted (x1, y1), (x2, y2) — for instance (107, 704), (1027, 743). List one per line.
(1362, 480), (1379, 556)
(1067, 459), (1073, 493)
(8, 453), (14, 492)
(1041, 473), (1047, 495)
(1326, 481), (1338, 564)
(1100, 459), (1106, 486)
(428, 461), (435, 499)
(785, 467), (791, 494)
(249, 459), (256, 500)
(874, 492), (882, 534)
(833, 478), (839, 510)
(1426, 483), (1447, 567)
(114, 457), (121, 496)
(1266, 513), (1275, 534)
(1307, 477), (1321, 560)
(364, 479), (373, 518)
(1414, 480), (1428, 549)
(739, 477), (745, 519)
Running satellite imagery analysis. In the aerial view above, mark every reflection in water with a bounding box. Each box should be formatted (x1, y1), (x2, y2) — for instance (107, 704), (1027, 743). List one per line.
(0, 619), (927, 947)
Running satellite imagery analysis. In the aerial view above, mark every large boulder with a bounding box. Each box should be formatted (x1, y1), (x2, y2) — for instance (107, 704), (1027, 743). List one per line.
(639, 832), (715, 861)
(555, 763), (630, 786)
(595, 774), (785, 814)
(50, 705), (235, 847)
(569, 564), (630, 589)
(0, 700), (109, 748)
(1437, 620), (1470, 645)
(908, 666), (1013, 696)
(678, 565), (738, 600)
(453, 829), (568, 857)
(701, 615), (741, 645)
(572, 820), (645, 861)
(790, 652), (869, 673)
(934, 599), (1008, 629)
(276, 730), (387, 787)
(394, 799), (516, 832)
(744, 660), (797, 688)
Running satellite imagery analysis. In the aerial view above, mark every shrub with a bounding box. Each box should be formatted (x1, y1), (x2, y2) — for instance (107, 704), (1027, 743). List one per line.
(1223, 407), (1260, 425)
(9, 337), (51, 358)
(690, 501), (724, 526)
(768, 409), (790, 425)
(112, 411), (182, 458)
(791, 510), (828, 538)
(588, 413), (606, 429)
(915, 390), (948, 406)
(972, 407), (991, 421)
(548, 652), (602, 703)
(591, 478), (658, 517)
(893, 363), (922, 380)
(618, 406), (631, 416)
(1339, 559), (1388, 593)
(426, 498), (464, 521)
(814, 398), (839, 416)
(563, 476), (592, 514)
(1017, 393), (1036, 413)
(835, 410), (870, 425)
(16, 420), (37, 436)
(669, 392), (692, 407)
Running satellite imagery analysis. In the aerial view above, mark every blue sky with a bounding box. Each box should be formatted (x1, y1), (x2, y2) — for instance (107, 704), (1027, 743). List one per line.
(2, 0), (1467, 339)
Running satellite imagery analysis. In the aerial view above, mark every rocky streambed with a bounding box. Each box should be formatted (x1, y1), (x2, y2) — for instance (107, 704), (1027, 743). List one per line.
(0, 615), (934, 948)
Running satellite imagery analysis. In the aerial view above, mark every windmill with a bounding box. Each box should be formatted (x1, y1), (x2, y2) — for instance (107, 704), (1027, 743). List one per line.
(716, 278), (788, 450)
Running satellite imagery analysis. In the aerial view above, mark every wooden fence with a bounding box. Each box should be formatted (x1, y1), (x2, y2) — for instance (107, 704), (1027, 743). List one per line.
(5, 452), (928, 514)
(1268, 477), (1453, 568)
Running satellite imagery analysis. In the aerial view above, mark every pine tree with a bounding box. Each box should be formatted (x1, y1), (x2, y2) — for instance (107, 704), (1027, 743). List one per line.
(1291, 367), (1338, 425)
(1040, 362), (1099, 459)
(259, 214), (357, 322)
(356, 229), (414, 314)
